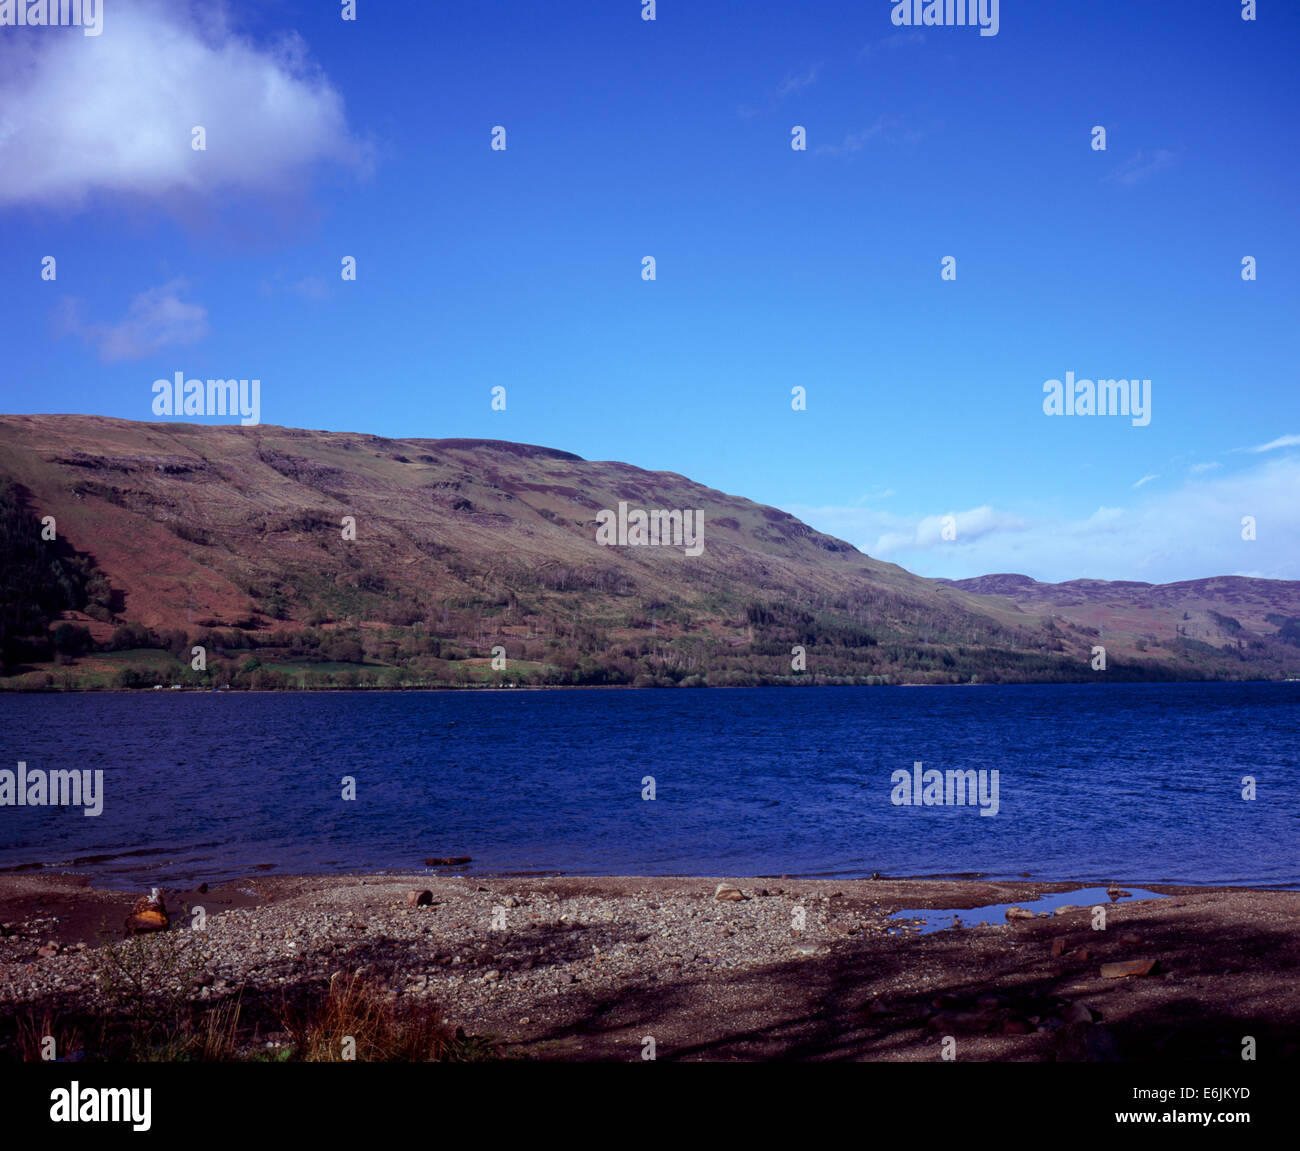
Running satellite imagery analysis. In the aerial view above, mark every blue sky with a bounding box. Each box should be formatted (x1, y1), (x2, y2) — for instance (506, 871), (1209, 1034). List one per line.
(1, 0), (1297, 584)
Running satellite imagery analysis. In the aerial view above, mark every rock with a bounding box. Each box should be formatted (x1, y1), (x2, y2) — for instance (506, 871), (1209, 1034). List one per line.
(929, 1011), (996, 1033)
(1001, 1018), (1033, 1035)
(124, 888), (169, 935)
(483, 969), (501, 983)
(1118, 933), (1141, 945)
(1060, 1001), (1098, 1024)
(406, 890), (433, 907)
(501, 896), (519, 908)
(1051, 938), (1068, 957)
(1101, 958), (1159, 979)
(1005, 906), (1036, 921)
(1106, 886), (1132, 902)
(1055, 1021), (1121, 1061)
(1053, 905), (1081, 916)
(425, 856), (472, 866)
(714, 883), (745, 902)
(37, 945), (58, 958)
(197, 882), (208, 894)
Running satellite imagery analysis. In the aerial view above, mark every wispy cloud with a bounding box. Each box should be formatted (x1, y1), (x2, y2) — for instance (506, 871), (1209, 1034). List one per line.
(784, 454), (1300, 583)
(775, 63), (822, 98)
(860, 31), (926, 57)
(1248, 434), (1300, 453)
(59, 280), (209, 363)
(261, 273), (329, 302)
(1190, 461), (1221, 474)
(1131, 473), (1159, 489)
(739, 62), (823, 118)
(1109, 148), (1177, 186)
(816, 116), (888, 156)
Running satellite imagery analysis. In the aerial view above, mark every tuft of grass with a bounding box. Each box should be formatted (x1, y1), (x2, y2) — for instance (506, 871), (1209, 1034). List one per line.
(15, 1012), (83, 1063)
(283, 973), (498, 1062)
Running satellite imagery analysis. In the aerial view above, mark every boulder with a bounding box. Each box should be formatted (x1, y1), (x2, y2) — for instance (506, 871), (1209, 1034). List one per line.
(714, 882), (746, 901)
(406, 889), (433, 907)
(1055, 1021), (1121, 1061)
(1005, 906), (1036, 921)
(124, 888), (169, 935)
(1059, 1000), (1098, 1024)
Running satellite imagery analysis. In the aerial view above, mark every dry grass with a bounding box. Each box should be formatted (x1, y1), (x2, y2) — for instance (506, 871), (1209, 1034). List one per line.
(284, 972), (496, 1062)
(15, 1012), (83, 1063)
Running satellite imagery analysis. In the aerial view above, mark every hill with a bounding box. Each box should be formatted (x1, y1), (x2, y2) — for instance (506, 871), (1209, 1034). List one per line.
(1, 414), (1297, 689)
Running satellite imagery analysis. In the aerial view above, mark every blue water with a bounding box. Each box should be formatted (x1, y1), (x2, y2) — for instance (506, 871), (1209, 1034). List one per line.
(0, 683), (1296, 888)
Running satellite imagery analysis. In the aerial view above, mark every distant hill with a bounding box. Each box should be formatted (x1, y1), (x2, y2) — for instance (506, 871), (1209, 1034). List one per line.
(937, 572), (1300, 655)
(1, 414), (1297, 689)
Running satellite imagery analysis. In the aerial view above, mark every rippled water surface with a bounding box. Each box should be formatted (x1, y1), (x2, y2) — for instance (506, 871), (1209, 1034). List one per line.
(1, 683), (1296, 888)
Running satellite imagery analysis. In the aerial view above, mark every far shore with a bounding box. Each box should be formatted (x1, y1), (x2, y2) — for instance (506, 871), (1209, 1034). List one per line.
(2, 870), (1297, 1062)
(5, 676), (1298, 694)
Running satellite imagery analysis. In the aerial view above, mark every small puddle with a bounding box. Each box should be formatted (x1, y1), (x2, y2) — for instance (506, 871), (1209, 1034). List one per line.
(890, 886), (1168, 934)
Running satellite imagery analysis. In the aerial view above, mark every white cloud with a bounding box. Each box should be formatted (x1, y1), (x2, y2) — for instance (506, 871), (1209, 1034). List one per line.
(60, 279), (208, 362)
(1248, 434), (1300, 453)
(859, 32), (926, 56)
(775, 64), (822, 98)
(1109, 149), (1177, 186)
(784, 455), (1300, 584)
(1190, 461), (1220, 473)
(1131, 473), (1158, 489)
(816, 117), (887, 156)
(0, 0), (367, 208)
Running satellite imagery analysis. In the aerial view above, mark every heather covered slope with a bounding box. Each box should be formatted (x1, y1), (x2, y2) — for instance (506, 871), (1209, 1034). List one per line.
(938, 574), (1300, 663)
(1, 414), (1297, 688)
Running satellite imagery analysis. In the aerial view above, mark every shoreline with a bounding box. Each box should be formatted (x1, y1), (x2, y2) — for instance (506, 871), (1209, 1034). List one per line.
(3, 870), (1297, 1061)
(5, 678), (1299, 695)
(4, 863), (1296, 896)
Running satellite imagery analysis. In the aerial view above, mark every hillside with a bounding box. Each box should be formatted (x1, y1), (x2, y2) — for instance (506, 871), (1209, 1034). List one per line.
(937, 573), (1300, 667)
(1, 414), (1297, 689)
